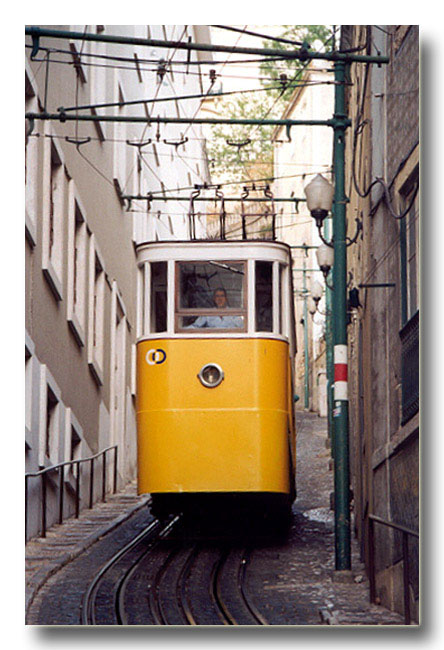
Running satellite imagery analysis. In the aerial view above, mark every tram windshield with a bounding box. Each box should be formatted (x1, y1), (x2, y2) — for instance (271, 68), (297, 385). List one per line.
(177, 261), (246, 331)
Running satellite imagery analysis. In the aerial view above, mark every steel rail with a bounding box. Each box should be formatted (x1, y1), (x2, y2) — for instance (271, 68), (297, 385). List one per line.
(115, 516), (181, 624)
(148, 545), (183, 624)
(25, 26), (389, 64)
(211, 549), (237, 625)
(81, 515), (179, 625)
(210, 547), (268, 625)
(238, 548), (269, 625)
(176, 545), (200, 625)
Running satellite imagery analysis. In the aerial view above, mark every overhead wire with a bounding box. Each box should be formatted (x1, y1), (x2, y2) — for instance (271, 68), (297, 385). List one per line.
(28, 132), (328, 169)
(121, 25), (190, 197)
(211, 24), (305, 47)
(25, 45), (335, 82)
(27, 25), (359, 222)
(70, 26), (117, 190)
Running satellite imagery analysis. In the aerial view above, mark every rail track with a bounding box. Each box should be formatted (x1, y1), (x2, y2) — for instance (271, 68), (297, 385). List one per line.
(81, 514), (269, 625)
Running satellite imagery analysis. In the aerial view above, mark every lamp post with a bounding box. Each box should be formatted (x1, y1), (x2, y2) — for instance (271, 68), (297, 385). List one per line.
(315, 241), (335, 453)
(304, 164), (352, 575)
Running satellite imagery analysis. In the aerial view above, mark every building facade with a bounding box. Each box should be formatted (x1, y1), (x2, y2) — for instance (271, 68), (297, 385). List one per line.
(25, 25), (212, 540)
(272, 61), (334, 413)
(342, 25), (419, 619)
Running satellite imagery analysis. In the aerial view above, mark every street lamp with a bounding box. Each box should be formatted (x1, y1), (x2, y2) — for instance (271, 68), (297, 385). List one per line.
(316, 243), (334, 280)
(305, 174), (362, 248)
(304, 174), (334, 229)
(307, 296), (317, 315)
(310, 279), (323, 305)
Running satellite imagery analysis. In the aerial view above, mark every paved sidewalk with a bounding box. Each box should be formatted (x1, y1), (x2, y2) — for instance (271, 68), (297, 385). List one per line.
(290, 411), (406, 625)
(25, 481), (150, 618)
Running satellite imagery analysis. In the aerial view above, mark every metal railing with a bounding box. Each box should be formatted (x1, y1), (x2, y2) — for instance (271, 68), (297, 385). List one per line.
(25, 445), (118, 540)
(367, 514), (419, 624)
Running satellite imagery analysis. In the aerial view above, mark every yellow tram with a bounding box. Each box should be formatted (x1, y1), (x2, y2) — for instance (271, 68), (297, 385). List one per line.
(136, 240), (296, 518)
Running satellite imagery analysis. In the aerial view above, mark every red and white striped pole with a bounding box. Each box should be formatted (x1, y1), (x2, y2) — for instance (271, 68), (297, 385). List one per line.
(334, 344), (348, 402)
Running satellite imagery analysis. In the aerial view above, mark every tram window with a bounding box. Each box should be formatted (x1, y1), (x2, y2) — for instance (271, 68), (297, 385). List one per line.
(279, 263), (285, 334)
(176, 261), (246, 331)
(150, 262), (167, 332)
(255, 261), (273, 332)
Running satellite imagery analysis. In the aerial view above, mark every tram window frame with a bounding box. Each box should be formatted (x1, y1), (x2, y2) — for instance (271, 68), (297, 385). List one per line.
(255, 260), (273, 333)
(175, 260), (248, 333)
(150, 261), (168, 334)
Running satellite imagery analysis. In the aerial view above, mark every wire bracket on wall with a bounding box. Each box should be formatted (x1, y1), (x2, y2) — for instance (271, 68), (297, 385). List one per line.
(163, 136), (188, 150)
(126, 138), (153, 149)
(65, 136), (92, 147)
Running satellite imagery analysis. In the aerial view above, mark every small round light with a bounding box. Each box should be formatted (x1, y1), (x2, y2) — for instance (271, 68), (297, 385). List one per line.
(198, 363), (224, 388)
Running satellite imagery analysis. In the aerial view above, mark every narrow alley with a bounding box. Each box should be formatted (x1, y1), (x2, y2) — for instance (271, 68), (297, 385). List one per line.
(27, 412), (404, 626)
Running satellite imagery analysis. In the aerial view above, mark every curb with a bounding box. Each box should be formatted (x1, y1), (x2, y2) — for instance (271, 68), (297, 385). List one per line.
(25, 494), (151, 620)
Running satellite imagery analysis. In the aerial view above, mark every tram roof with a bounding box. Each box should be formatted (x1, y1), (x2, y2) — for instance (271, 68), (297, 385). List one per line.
(136, 239), (293, 264)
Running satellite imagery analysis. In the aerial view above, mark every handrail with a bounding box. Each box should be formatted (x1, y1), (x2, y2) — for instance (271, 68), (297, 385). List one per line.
(25, 445), (118, 540)
(367, 513), (419, 624)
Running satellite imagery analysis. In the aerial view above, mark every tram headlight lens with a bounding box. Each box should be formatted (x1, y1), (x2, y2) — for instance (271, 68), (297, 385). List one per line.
(198, 363), (224, 388)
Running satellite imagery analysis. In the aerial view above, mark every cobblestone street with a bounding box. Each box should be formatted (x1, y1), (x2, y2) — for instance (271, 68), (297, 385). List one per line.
(26, 411), (405, 626)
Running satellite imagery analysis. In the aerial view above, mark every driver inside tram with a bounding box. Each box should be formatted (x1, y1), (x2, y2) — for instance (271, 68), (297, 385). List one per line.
(187, 288), (243, 329)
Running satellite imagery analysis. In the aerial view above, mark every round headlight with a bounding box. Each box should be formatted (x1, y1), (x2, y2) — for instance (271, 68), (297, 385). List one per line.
(198, 363), (224, 388)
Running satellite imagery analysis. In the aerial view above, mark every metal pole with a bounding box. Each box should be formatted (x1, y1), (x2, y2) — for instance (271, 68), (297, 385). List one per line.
(122, 195), (308, 204)
(89, 458), (94, 509)
(402, 532), (411, 624)
(41, 473), (47, 538)
(302, 257), (310, 410)
(75, 462), (80, 518)
(113, 446), (118, 493)
(368, 516), (376, 602)
(25, 476), (28, 541)
(58, 465), (64, 524)
(332, 60), (351, 571)
(324, 216), (334, 449)
(25, 26), (390, 65)
(25, 111), (338, 129)
(102, 451), (107, 503)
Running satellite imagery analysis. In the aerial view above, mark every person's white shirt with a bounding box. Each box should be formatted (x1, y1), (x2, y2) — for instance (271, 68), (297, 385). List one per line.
(186, 314), (243, 329)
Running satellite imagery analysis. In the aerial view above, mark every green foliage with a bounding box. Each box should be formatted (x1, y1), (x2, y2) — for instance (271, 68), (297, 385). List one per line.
(206, 25), (334, 184)
(206, 92), (275, 183)
(260, 25), (333, 100)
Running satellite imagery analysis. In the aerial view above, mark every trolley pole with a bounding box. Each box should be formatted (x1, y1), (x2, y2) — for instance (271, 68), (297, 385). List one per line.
(332, 60), (351, 573)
